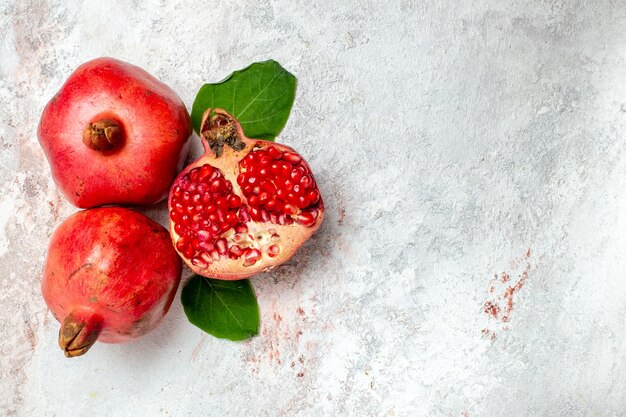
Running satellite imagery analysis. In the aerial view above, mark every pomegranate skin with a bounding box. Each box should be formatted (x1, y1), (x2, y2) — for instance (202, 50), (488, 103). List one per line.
(42, 207), (182, 357)
(38, 57), (192, 208)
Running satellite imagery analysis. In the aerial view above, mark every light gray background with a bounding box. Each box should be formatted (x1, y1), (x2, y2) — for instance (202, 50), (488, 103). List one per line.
(1, 0), (625, 416)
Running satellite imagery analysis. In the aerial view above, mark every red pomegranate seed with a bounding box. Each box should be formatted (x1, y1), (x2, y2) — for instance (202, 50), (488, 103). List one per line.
(235, 223), (248, 233)
(250, 207), (261, 221)
(198, 241), (215, 252)
(243, 248), (262, 266)
(296, 211), (317, 226)
(176, 237), (187, 251)
(229, 245), (243, 257)
(197, 165), (213, 182)
(265, 198), (278, 210)
(210, 178), (223, 192)
(267, 244), (280, 258)
(216, 238), (227, 254)
(197, 230), (211, 241)
(248, 195), (259, 206)
(300, 175), (313, 189)
(266, 146), (282, 160)
(191, 257), (208, 268)
(228, 194), (242, 208)
(283, 203), (298, 215)
(296, 195), (309, 208)
(261, 180), (277, 193)
(216, 196), (229, 210)
(307, 190), (320, 204)
(282, 152), (302, 164)
(239, 207), (251, 222)
(226, 212), (238, 225)
(183, 246), (195, 259)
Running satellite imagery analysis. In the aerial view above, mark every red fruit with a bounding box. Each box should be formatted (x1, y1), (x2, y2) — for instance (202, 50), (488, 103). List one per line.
(41, 207), (182, 357)
(168, 109), (324, 280)
(38, 57), (192, 208)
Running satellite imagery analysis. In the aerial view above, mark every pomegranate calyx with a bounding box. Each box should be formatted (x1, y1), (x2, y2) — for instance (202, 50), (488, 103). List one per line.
(58, 310), (103, 358)
(200, 110), (245, 157)
(82, 119), (123, 151)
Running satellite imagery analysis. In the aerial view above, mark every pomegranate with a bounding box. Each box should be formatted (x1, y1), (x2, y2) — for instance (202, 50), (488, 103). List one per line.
(42, 207), (182, 357)
(38, 57), (192, 208)
(168, 109), (324, 279)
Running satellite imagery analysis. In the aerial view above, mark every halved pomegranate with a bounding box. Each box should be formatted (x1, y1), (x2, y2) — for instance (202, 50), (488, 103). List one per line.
(168, 109), (324, 279)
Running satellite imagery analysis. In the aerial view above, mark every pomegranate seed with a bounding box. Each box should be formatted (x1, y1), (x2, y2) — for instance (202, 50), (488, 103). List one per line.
(267, 244), (280, 257)
(210, 178), (223, 192)
(283, 179), (294, 191)
(182, 192), (190, 202)
(251, 186), (261, 195)
(228, 194), (242, 208)
(266, 146), (282, 160)
(181, 214), (190, 224)
(279, 162), (291, 178)
(192, 213), (202, 222)
(174, 223), (184, 234)
(265, 198), (278, 210)
(198, 242), (215, 252)
(235, 223), (248, 233)
(176, 237), (187, 251)
(189, 168), (199, 182)
(261, 180), (277, 193)
(191, 257), (208, 268)
(211, 250), (220, 260)
(237, 173), (247, 186)
(248, 195), (259, 206)
(226, 212), (238, 225)
(183, 246), (195, 259)
(210, 223), (220, 234)
(173, 185), (182, 197)
(259, 191), (270, 204)
(307, 190), (320, 204)
(198, 165), (213, 182)
(261, 209), (270, 222)
(229, 245), (243, 257)
(250, 207), (262, 221)
(216, 196), (229, 210)
(296, 195), (308, 208)
(243, 248), (262, 266)
(282, 152), (302, 164)
(248, 176), (257, 184)
(300, 175), (314, 189)
(290, 168), (303, 183)
(276, 189), (285, 200)
(283, 203), (298, 215)
(258, 155), (271, 166)
(216, 238), (227, 254)
(188, 183), (197, 193)
(200, 251), (213, 263)
(270, 163), (281, 174)
(270, 212), (278, 223)
(293, 184), (303, 195)
(197, 230), (211, 241)
(239, 207), (251, 222)
(259, 167), (269, 176)
(296, 211), (317, 226)
(243, 185), (253, 194)
(208, 213), (218, 222)
(206, 203), (216, 213)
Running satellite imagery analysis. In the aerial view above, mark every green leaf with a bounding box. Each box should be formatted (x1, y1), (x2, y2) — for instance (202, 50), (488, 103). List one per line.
(181, 275), (259, 341)
(191, 60), (297, 141)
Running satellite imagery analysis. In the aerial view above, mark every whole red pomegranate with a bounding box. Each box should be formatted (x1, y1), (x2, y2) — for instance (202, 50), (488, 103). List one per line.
(42, 207), (182, 357)
(38, 57), (192, 208)
(169, 109), (324, 279)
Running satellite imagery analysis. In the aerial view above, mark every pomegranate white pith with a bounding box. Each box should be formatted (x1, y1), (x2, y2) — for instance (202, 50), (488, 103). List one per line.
(168, 109), (324, 280)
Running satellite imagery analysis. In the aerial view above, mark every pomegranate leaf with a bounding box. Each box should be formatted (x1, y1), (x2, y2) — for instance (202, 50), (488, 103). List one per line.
(181, 275), (259, 341)
(191, 60), (296, 141)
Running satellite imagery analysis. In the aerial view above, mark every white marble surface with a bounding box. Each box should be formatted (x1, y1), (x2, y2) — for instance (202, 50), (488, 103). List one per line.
(1, 1), (626, 416)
